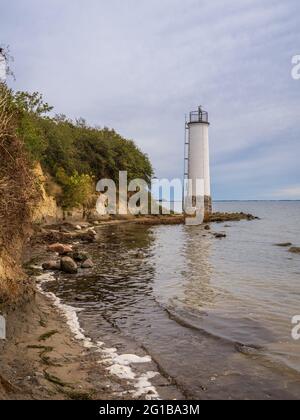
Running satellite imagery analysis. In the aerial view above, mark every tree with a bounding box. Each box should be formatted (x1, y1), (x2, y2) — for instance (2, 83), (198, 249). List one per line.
(56, 169), (94, 217)
(13, 91), (53, 162)
(0, 45), (15, 80)
(8, 87), (154, 210)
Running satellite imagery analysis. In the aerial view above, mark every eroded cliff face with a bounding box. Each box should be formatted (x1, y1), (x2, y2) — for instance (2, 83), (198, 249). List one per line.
(31, 163), (61, 224)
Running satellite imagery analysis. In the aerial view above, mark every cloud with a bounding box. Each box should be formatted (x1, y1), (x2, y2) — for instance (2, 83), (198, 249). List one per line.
(1, 0), (300, 199)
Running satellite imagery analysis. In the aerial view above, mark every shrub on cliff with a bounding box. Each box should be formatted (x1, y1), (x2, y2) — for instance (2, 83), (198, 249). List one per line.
(10, 90), (153, 210)
(56, 169), (95, 216)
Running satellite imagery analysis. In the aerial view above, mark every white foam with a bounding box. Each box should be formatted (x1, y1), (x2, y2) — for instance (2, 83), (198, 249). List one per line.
(108, 364), (136, 380)
(114, 354), (152, 366)
(134, 371), (159, 399)
(36, 272), (160, 399)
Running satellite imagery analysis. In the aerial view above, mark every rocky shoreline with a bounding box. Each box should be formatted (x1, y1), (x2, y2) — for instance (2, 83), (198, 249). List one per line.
(31, 211), (260, 278)
(0, 215), (189, 400)
(0, 212), (260, 400)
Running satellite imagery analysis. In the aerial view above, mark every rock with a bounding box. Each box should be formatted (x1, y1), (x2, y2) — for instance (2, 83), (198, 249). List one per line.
(42, 261), (61, 271)
(61, 245), (73, 254)
(60, 257), (78, 274)
(73, 251), (90, 262)
(205, 212), (259, 223)
(48, 243), (73, 255)
(289, 247), (300, 254)
(81, 259), (94, 269)
(275, 243), (292, 247)
(88, 228), (97, 235)
(204, 225), (210, 230)
(75, 225), (82, 231)
(135, 251), (144, 259)
(60, 227), (70, 233)
(77, 231), (96, 243)
(61, 222), (76, 231)
(214, 233), (227, 239)
(48, 243), (66, 254)
(234, 343), (261, 356)
(80, 223), (91, 229)
(75, 296), (85, 302)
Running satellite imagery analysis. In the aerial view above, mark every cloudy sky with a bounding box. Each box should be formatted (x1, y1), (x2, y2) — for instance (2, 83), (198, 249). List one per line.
(2, 0), (300, 200)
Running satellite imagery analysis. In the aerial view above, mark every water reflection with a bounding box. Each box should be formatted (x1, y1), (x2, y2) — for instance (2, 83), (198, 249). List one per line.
(181, 227), (214, 310)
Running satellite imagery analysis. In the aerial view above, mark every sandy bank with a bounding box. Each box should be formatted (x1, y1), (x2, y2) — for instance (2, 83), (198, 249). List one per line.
(0, 292), (122, 400)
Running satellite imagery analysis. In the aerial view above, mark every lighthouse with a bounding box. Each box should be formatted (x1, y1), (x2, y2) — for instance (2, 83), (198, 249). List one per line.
(184, 106), (212, 225)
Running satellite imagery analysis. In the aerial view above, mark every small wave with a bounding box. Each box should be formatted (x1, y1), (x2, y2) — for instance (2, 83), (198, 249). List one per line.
(165, 305), (269, 352)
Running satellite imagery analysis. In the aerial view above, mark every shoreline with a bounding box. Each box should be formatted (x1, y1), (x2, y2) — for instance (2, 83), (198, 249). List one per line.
(0, 291), (117, 400)
(0, 216), (187, 400)
(0, 212), (259, 400)
(0, 275), (182, 400)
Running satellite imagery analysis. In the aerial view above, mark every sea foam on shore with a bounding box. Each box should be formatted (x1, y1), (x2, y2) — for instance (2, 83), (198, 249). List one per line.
(35, 271), (159, 400)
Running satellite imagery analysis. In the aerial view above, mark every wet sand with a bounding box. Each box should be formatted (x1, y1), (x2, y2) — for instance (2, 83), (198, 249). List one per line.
(0, 292), (117, 400)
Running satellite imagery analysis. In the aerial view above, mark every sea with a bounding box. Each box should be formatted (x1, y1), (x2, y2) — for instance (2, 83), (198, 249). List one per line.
(42, 201), (300, 400)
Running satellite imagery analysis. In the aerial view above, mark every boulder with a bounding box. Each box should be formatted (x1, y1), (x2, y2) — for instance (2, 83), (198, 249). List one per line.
(48, 243), (65, 254)
(48, 243), (73, 255)
(61, 244), (73, 254)
(75, 225), (82, 231)
(73, 251), (90, 262)
(60, 257), (78, 274)
(214, 233), (227, 239)
(42, 261), (61, 271)
(77, 231), (96, 243)
(81, 259), (94, 269)
(289, 247), (300, 254)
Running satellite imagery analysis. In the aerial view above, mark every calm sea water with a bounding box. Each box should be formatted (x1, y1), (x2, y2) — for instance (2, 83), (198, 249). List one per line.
(44, 202), (300, 399)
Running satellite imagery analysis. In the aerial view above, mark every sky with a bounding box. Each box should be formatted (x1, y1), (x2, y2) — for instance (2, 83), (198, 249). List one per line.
(1, 0), (300, 200)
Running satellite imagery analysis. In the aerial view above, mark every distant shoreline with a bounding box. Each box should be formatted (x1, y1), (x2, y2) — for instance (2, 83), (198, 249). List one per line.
(214, 199), (300, 202)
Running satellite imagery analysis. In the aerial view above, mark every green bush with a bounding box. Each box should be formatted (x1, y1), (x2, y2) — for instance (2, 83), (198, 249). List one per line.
(11, 90), (153, 209)
(56, 169), (94, 212)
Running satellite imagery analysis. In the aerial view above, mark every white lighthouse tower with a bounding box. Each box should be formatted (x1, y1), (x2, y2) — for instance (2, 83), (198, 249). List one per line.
(184, 106), (212, 225)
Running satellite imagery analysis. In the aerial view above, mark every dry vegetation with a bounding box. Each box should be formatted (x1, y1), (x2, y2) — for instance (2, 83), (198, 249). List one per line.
(0, 83), (37, 304)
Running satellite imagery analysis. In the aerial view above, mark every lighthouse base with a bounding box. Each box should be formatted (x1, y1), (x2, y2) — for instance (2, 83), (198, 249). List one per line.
(204, 196), (212, 217)
(184, 195), (212, 226)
